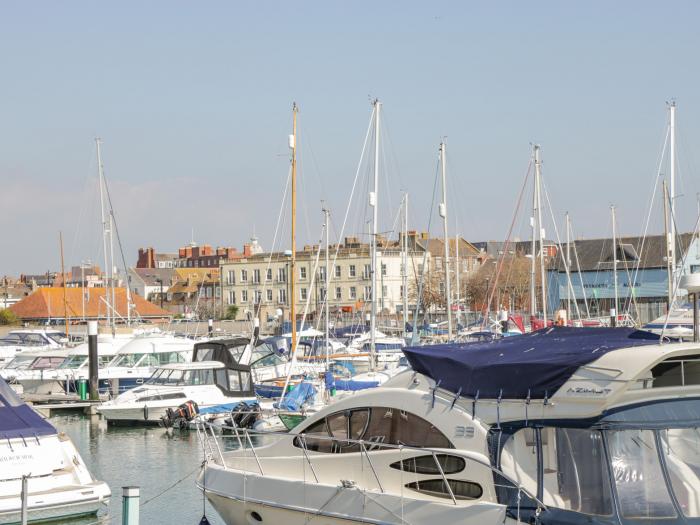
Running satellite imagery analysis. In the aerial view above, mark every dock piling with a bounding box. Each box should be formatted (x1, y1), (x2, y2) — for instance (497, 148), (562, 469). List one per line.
(122, 486), (140, 525)
(88, 321), (99, 400)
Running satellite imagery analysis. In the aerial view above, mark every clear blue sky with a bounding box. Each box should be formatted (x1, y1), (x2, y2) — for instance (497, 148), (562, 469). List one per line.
(2, 1), (699, 275)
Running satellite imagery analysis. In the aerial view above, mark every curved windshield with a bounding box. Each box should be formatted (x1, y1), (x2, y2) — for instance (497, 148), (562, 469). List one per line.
(30, 356), (66, 369)
(146, 368), (216, 386)
(46, 332), (67, 344)
(111, 353), (146, 368)
(251, 346), (286, 368)
(4, 355), (38, 369)
(59, 355), (87, 369)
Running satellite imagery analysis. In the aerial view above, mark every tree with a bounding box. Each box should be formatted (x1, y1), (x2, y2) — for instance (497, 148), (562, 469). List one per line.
(465, 255), (534, 313)
(223, 305), (239, 320)
(0, 309), (18, 326)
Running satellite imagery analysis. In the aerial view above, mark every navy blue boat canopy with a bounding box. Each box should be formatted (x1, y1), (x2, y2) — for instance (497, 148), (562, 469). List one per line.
(402, 327), (661, 400)
(0, 378), (56, 439)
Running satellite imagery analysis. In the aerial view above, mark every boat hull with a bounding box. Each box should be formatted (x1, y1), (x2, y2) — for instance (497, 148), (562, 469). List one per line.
(0, 484), (109, 524)
(199, 466), (506, 525)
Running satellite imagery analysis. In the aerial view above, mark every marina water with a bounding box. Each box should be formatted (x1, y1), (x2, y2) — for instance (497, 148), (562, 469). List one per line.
(49, 414), (224, 525)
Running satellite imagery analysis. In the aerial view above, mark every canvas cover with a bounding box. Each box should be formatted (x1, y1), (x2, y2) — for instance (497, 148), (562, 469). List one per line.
(402, 327), (660, 400)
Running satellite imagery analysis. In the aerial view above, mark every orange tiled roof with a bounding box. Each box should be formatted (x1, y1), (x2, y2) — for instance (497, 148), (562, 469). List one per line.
(9, 287), (170, 320)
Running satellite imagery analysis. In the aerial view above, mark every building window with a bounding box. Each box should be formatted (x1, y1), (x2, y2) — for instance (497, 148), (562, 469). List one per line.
(253, 269), (261, 284)
(382, 285), (387, 297)
(254, 290), (262, 304)
(319, 266), (326, 280)
(215, 287), (221, 298)
(400, 285), (404, 299)
(241, 269), (248, 282)
(278, 289), (287, 304)
(228, 290), (236, 304)
(692, 265), (700, 274)
(350, 286), (357, 299)
(227, 270), (235, 285)
(278, 267), (287, 282)
(381, 263), (387, 276)
(300, 267), (307, 280)
(320, 288), (327, 301)
(349, 265), (356, 278)
(364, 286), (372, 300)
(335, 287), (342, 300)
(335, 265), (341, 278)
(266, 268), (273, 281)
(300, 288), (308, 301)
(266, 289), (273, 302)
(364, 264), (371, 279)
(241, 290), (248, 303)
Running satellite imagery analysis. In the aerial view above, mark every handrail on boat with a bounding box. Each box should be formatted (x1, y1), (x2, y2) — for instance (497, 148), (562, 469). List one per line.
(195, 421), (548, 512)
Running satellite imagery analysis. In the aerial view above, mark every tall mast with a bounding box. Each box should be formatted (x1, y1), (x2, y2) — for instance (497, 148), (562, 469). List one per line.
(402, 193), (408, 339)
(59, 231), (69, 337)
(611, 205), (619, 318)
(96, 138), (110, 329)
(663, 180), (673, 305)
(669, 101), (677, 304)
(566, 212), (571, 317)
(323, 206), (330, 368)
(109, 214), (116, 332)
(369, 100), (380, 371)
(290, 103), (298, 353)
(530, 146), (538, 318)
(535, 145), (547, 320)
(455, 230), (461, 327)
(439, 142), (452, 339)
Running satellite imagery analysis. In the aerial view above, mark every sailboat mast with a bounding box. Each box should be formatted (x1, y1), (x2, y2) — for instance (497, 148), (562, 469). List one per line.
(530, 145), (538, 318)
(323, 206), (330, 368)
(402, 193), (408, 339)
(611, 205), (619, 319)
(370, 100), (380, 371)
(96, 138), (110, 329)
(535, 145), (547, 321)
(439, 142), (452, 339)
(290, 104), (298, 353)
(566, 212), (571, 317)
(109, 214), (116, 332)
(455, 230), (461, 327)
(663, 180), (673, 305)
(669, 101), (677, 302)
(59, 231), (69, 337)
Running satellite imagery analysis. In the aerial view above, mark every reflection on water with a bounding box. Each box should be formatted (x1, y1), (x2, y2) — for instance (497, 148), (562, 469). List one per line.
(49, 414), (224, 525)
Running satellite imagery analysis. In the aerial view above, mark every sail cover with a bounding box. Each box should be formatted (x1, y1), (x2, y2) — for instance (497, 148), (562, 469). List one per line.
(0, 378), (56, 439)
(402, 327), (660, 400)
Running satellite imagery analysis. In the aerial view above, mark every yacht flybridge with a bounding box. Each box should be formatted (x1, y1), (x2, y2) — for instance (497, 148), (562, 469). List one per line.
(0, 378), (110, 523)
(197, 327), (700, 525)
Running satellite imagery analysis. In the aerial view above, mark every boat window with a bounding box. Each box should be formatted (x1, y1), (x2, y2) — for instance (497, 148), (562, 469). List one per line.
(607, 429), (676, 518)
(196, 348), (215, 362)
(24, 334), (47, 346)
(650, 356), (700, 387)
(298, 407), (452, 453)
(112, 353), (146, 368)
(239, 371), (252, 392)
(59, 355), (87, 369)
(405, 479), (482, 500)
(5, 355), (36, 369)
(500, 428), (539, 499)
(46, 332), (67, 344)
(215, 369), (228, 390)
(544, 428), (613, 516)
(98, 355), (113, 368)
(390, 454), (466, 475)
(31, 356), (65, 369)
(660, 427), (700, 517)
(251, 348), (286, 368)
(228, 371), (241, 391)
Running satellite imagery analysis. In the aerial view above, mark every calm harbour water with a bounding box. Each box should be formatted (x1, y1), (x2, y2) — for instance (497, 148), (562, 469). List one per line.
(49, 414), (225, 525)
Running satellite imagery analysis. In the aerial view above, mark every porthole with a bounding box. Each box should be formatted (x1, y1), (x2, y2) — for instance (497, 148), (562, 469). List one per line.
(248, 510), (263, 522)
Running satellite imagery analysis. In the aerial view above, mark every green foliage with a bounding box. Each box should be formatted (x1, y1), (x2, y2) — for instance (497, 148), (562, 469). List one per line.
(0, 309), (18, 326)
(223, 305), (239, 320)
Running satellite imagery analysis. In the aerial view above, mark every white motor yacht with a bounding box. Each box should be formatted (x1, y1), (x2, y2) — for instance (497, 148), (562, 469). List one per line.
(15, 335), (128, 396)
(0, 329), (68, 367)
(0, 348), (70, 385)
(197, 326), (700, 525)
(0, 377), (110, 523)
(98, 360), (257, 424)
(98, 334), (197, 395)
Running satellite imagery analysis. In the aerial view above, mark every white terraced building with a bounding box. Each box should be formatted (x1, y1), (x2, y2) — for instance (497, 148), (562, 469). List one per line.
(219, 236), (429, 327)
